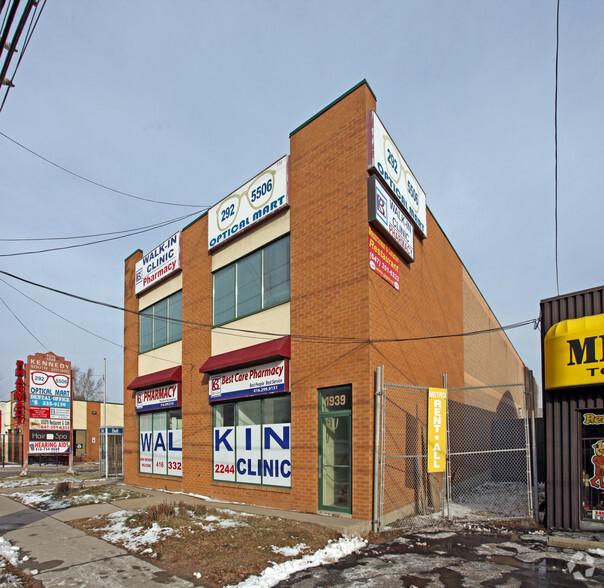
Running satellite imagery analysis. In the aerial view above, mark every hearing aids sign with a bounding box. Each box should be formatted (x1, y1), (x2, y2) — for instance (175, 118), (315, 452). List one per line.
(208, 156), (288, 250)
(369, 111), (427, 238)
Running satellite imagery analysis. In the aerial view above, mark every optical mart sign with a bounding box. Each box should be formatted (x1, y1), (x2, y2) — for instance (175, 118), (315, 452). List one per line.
(369, 111), (427, 238)
(209, 360), (288, 402)
(544, 313), (604, 389)
(208, 156), (288, 250)
(135, 232), (181, 295)
(368, 175), (414, 262)
(135, 383), (180, 412)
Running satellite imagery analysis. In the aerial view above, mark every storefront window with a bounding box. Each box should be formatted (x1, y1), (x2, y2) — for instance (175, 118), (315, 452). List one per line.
(139, 408), (182, 477)
(212, 235), (290, 325)
(580, 409), (604, 522)
(213, 395), (291, 487)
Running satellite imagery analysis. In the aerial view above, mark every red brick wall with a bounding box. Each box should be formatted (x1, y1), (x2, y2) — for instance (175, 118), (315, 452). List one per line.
(122, 82), (525, 521)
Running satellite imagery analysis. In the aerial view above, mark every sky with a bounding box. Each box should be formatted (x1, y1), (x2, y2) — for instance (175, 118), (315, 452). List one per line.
(0, 0), (602, 404)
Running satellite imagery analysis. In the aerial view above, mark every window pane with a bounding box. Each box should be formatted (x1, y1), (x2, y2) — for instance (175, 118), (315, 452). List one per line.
(214, 265), (236, 324)
(237, 251), (262, 317)
(153, 298), (168, 348)
(237, 399), (261, 426)
(214, 403), (235, 427)
(168, 291), (182, 343)
(140, 310), (153, 353)
(263, 396), (291, 424)
(263, 236), (290, 308)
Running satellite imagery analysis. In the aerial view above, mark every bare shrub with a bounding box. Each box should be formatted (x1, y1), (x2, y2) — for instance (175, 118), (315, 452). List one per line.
(52, 481), (71, 498)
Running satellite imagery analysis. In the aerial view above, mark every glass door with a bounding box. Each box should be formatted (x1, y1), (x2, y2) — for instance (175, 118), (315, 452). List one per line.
(319, 386), (352, 513)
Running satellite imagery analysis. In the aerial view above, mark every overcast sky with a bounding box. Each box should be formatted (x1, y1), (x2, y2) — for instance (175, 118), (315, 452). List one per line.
(0, 1), (602, 403)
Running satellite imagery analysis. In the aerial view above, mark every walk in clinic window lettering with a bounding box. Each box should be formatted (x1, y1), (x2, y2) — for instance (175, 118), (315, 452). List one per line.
(208, 156), (289, 250)
(139, 409), (182, 477)
(369, 111), (427, 238)
(213, 396), (291, 487)
(135, 232), (182, 295)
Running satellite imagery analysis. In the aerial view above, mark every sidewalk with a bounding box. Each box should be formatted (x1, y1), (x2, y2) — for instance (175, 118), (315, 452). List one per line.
(0, 480), (369, 587)
(0, 493), (194, 587)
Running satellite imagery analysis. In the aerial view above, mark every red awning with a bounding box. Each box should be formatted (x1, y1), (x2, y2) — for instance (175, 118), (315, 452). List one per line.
(199, 336), (291, 374)
(127, 365), (182, 390)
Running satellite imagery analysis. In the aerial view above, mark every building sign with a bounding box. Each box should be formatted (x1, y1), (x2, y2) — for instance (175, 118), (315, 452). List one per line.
(368, 175), (414, 262)
(100, 427), (123, 435)
(14, 360), (26, 428)
(135, 232), (181, 295)
(369, 111), (427, 238)
(368, 225), (400, 291)
(427, 388), (447, 473)
(544, 313), (604, 390)
(135, 383), (180, 412)
(208, 156), (288, 250)
(139, 422), (182, 477)
(213, 423), (291, 487)
(27, 352), (72, 454)
(208, 360), (288, 402)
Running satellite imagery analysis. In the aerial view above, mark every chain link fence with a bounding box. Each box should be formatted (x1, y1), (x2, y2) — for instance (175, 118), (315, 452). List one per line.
(379, 375), (533, 530)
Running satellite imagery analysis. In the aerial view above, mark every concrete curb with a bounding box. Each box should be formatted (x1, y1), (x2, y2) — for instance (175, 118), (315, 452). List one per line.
(548, 536), (604, 551)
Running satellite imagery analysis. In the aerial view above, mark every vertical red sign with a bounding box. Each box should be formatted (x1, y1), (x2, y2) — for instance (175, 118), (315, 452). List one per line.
(14, 360), (26, 428)
(368, 226), (400, 290)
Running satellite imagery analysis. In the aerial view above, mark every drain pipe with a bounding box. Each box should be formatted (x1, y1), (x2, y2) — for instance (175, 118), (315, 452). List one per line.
(372, 366), (383, 533)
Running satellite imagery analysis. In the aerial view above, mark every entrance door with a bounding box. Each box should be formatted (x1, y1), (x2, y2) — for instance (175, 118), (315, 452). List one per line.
(319, 386), (352, 513)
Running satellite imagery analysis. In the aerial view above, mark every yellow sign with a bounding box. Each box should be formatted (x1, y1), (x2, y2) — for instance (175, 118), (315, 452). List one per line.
(427, 388), (447, 473)
(544, 313), (604, 390)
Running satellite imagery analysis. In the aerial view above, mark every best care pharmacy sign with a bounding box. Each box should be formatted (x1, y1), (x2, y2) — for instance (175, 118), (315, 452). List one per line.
(135, 232), (182, 295)
(208, 156), (288, 250)
(209, 360), (288, 402)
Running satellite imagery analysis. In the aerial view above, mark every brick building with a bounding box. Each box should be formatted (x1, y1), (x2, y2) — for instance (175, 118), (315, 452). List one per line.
(123, 81), (527, 524)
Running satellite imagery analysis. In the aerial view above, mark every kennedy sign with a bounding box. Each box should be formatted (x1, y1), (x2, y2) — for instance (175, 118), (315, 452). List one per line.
(208, 156), (288, 250)
(135, 232), (182, 295)
(369, 111), (427, 238)
(209, 360), (288, 402)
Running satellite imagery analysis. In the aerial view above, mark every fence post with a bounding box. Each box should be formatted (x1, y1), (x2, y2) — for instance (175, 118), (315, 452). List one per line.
(372, 366), (383, 533)
(443, 373), (450, 520)
(527, 370), (539, 521)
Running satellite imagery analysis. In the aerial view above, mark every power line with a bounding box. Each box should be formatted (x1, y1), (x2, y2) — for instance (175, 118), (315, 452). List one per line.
(0, 130), (202, 208)
(0, 209), (205, 257)
(0, 268), (539, 345)
(0, 212), (207, 243)
(0, 293), (47, 349)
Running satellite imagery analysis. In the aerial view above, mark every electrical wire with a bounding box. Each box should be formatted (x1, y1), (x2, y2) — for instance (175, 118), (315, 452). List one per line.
(0, 0), (46, 112)
(0, 211), (207, 242)
(0, 209), (206, 257)
(0, 293), (47, 349)
(0, 268), (539, 345)
(0, 130), (203, 208)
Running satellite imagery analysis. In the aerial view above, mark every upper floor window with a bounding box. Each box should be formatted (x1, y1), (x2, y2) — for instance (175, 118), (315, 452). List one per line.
(213, 235), (290, 325)
(139, 290), (182, 353)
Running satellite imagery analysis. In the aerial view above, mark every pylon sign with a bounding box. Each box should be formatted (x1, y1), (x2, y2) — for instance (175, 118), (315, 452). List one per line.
(26, 352), (72, 454)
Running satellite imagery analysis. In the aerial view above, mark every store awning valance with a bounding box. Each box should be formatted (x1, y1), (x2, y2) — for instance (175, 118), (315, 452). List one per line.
(199, 336), (291, 374)
(127, 365), (182, 390)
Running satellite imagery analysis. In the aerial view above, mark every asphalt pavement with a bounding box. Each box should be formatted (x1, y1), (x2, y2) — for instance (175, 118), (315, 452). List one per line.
(1, 470), (604, 587)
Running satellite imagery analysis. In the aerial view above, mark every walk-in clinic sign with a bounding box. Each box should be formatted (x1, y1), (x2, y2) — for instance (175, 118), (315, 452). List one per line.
(427, 388), (447, 473)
